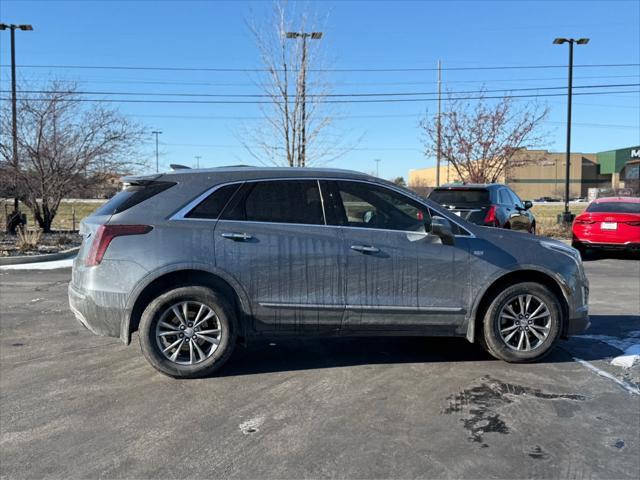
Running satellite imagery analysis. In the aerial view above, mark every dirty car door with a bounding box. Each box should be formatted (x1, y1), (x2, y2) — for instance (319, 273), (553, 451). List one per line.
(213, 179), (344, 333)
(325, 180), (468, 333)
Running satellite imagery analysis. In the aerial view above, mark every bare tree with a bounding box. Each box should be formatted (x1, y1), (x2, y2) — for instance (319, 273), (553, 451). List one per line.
(420, 93), (549, 184)
(0, 81), (146, 232)
(240, 1), (350, 167)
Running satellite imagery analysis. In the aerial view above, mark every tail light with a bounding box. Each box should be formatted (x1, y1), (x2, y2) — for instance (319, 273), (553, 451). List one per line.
(484, 205), (498, 226)
(85, 224), (153, 266)
(625, 221), (640, 227)
(574, 217), (595, 225)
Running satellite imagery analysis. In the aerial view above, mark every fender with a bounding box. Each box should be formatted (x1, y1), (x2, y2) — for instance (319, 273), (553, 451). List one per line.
(464, 263), (572, 343)
(120, 261), (253, 344)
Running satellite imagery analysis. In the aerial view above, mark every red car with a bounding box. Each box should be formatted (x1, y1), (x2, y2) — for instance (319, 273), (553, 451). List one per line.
(572, 197), (640, 254)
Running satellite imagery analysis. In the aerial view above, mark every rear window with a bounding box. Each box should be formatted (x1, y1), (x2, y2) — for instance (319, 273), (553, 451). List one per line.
(93, 181), (176, 216)
(586, 202), (640, 213)
(429, 189), (490, 205)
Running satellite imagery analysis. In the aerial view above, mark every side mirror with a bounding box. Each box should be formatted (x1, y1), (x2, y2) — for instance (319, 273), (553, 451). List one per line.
(431, 215), (455, 246)
(523, 200), (533, 210)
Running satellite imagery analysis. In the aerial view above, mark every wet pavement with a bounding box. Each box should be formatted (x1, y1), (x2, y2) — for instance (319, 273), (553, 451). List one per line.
(1, 256), (638, 479)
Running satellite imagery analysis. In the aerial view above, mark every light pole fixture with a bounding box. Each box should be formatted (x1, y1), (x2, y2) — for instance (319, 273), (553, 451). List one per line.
(0, 23), (34, 224)
(374, 158), (381, 177)
(151, 131), (162, 173)
(285, 31), (323, 167)
(553, 37), (590, 225)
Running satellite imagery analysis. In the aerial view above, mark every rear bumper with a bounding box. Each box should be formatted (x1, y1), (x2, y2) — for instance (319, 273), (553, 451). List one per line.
(68, 282), (126, 340)
(573, 239), (640, 251)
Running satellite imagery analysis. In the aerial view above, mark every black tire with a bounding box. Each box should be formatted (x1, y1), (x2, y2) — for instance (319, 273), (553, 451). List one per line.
(530, 222), (537, 235)
(138, 286), (237, 378)
(481, 282), (562, 363)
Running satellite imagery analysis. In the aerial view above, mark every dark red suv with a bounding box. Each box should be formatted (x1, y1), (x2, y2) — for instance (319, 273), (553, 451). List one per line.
(428, 184), (536, 233)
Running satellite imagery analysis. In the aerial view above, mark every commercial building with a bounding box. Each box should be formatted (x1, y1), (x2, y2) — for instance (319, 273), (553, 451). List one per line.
(408, 146), (640, 198)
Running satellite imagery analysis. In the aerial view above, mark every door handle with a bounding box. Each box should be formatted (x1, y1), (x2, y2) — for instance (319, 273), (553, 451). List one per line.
(350, 244), (380, 254)
(221, 232), (253, 241)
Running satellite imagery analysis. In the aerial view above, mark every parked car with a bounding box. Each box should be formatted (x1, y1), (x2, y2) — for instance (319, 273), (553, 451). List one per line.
(572, 196), (640, 254)
(69, 168), (589, 378)
(429, 184), (536, 233)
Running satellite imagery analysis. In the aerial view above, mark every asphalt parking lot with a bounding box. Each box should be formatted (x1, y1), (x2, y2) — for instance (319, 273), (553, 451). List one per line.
(1, 256), (639, 479)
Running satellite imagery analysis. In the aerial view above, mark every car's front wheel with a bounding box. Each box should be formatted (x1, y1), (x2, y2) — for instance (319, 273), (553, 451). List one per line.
(138, 286), (236, 378)
(481, 282), (562, 363)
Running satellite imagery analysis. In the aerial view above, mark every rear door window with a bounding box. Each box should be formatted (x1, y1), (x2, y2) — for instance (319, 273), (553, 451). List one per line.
(221, 180), (325, 225)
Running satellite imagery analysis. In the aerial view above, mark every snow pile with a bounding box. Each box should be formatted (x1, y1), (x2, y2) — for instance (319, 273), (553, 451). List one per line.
(579, 331), (640, 368)
(611, 344), (640, 368)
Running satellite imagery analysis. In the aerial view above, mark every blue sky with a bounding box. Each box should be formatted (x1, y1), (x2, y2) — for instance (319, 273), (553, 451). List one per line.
(1, 0), (639, 179)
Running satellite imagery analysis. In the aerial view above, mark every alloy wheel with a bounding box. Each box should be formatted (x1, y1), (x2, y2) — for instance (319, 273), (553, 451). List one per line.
(155, 301), (222, 365)
(498, 294), (551, 351)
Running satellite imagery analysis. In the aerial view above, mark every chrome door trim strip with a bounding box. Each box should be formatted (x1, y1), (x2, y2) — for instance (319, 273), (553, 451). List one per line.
(259, 302), (343, 310)
(259, 302), (465, 313)
(347, 305), (465, 313)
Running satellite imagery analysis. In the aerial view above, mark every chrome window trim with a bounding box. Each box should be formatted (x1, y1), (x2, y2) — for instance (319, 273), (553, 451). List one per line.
(169, 176), (475, 237)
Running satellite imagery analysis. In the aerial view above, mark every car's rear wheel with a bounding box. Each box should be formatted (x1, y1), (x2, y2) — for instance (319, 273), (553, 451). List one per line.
(481, 282), (562, 363)
(138, 286), (236, 378)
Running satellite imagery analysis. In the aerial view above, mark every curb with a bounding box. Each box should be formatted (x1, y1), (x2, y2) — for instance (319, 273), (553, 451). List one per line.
(0, 247), (80, 266)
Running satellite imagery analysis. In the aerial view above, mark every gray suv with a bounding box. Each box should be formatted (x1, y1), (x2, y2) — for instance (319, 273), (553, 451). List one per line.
(69, 167), (590, 378)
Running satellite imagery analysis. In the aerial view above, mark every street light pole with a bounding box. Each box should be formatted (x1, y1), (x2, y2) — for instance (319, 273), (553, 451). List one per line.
(553, 37), (589, 224)
(286, 31), (322, 168)
(0, 23), (33, 216)
(436, 60), (442, 187)
(151, 131), (162, 173)
(374, 158), (381, 177)
(194, 156), (201, 169)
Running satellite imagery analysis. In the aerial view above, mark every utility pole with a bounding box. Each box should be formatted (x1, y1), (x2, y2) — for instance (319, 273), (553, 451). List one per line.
(151, 130), (162, 173)
(374, 158), (381, 177)
(286, 31), (322, 167)
(194, 156), (201, 169)
(436, 60), (442, 187)
(0, 23), (33, 222)
(553, 37), (589, 224)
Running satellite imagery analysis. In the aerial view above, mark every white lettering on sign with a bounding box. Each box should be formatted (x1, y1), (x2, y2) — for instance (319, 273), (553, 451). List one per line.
(631, 149), (640, 159)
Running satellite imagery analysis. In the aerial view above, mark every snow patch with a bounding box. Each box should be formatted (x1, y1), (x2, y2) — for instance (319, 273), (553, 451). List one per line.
(239, 415), (265, 435)
(611, 344), (640, 368)
(0, 258), (74, 270)
(578, 331), (640, 369)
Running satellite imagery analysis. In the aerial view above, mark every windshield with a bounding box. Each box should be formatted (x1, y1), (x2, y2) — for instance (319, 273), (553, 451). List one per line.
(429, 189), (490, 205)
(586, 202), (640, 214)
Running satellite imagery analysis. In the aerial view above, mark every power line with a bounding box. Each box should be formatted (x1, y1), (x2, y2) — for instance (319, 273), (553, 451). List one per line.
(4, 82), (638, 100)
(2, 62), (638, 73)
(4, 89), (638, 105)
(3, 73), (637, 89)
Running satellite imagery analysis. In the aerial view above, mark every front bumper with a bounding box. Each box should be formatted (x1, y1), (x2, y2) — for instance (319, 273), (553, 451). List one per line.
(68, 282), (125, 339)
(566, 305), (590, 336)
